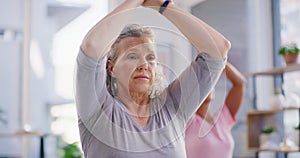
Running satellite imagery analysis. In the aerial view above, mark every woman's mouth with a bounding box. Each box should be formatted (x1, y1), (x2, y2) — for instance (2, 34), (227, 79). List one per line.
(134, 75), (149, 80)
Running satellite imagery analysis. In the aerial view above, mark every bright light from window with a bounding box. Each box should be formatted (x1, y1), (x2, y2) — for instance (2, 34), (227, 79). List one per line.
(50, 103), (79, 144)
(52, 0), (107, 99)
(50, 0), (108, 148)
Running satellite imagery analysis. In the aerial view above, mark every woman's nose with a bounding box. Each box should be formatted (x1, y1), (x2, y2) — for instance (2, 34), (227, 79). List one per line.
(137, 62), (149, 71)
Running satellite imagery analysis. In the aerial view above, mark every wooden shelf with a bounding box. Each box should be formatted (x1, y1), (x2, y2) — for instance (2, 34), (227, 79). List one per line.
(247, 112), (279, 149)
(0, 131), (45, 137)
(248, 107), (300, 115)
(247, 62), (300, 157)
(247, 108), (300, 150)
(246, 63), (300, 76)
(248, 148), (300, 153)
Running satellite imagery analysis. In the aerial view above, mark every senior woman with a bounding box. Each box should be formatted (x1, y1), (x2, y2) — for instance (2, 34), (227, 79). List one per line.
(76, 0), (231, 157)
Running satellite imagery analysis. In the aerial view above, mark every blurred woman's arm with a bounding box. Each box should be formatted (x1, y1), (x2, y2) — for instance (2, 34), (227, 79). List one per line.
(225, 63), (246, 117)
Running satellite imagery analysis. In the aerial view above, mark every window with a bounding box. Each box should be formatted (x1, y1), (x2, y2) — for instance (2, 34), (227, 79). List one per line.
(280, 0), (300, 50)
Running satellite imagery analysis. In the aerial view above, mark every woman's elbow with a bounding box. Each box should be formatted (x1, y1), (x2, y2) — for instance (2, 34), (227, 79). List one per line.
(80, 37), (99, 59)
(218, 39), (231, 59)
(236, 78), (247, 91)
(224, 39), (231, 52)
(222, 39), (231, 54)
(81, 37), (94, 52)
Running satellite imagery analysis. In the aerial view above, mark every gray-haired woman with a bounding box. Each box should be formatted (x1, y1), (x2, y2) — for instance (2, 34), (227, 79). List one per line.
(76, 0), (231, 157)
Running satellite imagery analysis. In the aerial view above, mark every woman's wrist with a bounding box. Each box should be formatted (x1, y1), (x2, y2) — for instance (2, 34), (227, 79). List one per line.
(138, 0), (145, 5)
(143, 0), (165, 10)
(159, 0), (172, 14)
(126, 0), (144, 6)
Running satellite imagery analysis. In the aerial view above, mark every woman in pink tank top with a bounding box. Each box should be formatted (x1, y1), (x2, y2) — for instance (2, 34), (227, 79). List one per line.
(185, 63), (246, 158)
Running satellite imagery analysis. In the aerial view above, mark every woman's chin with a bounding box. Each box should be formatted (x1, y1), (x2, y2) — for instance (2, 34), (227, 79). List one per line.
(130, 86), (151, 94)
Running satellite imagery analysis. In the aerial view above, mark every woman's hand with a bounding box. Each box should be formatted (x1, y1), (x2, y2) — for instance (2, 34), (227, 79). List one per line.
(132, 0), (145, 5)
(143, 0), (164, 8)
(143, 0), (230, 59)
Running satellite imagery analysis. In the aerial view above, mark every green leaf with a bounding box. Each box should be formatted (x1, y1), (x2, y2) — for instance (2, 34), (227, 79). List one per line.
(279, 43), (300, 55)
(261, 126), (275, 134)
(63, 143), (82, 158)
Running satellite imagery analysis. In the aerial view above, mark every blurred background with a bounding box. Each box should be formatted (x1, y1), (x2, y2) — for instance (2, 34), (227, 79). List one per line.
(0, 0), (300, 157)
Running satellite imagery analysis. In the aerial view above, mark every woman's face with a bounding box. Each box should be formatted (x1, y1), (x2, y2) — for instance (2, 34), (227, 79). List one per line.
(110, 37), (157, 96)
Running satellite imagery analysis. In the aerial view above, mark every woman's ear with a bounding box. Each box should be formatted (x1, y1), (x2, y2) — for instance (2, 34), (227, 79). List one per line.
(107, 60), (115, 76)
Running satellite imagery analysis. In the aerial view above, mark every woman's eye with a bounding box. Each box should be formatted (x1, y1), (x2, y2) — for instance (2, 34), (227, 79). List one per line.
(147, 55), (156, 61)
(128, 54), (137, 60)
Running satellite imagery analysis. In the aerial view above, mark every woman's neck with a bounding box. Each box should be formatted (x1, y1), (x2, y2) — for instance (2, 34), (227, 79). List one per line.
(130, 91), (149, 105)
(116, 92), (150, 127)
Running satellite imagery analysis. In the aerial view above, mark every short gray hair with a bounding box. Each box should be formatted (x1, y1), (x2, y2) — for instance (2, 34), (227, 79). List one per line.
(108, 24), (155, 61)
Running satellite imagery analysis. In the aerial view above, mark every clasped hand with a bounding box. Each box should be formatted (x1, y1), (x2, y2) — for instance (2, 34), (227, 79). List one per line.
(132, 0), (166, 8)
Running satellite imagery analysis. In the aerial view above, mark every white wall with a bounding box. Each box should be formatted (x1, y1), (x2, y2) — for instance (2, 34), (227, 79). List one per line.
(247, 0), (274, 110)
(0, 0), (92, 157)
(0, 0), (26, 156)
(0, 40), (22, 157)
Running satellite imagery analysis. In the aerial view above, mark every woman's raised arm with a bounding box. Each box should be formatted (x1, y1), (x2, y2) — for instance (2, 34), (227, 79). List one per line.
(143, 0), (231, 59)
(225, 63), (246, 117)
(81, 0), (144, 59)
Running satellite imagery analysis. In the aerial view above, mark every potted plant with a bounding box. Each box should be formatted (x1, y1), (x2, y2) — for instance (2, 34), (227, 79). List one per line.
(261, 126), (276, 134)
(270, 88), (285, 110)
(279, 43), (299, 65)
(57, 136), (82, 158)
(62, 143), (82, 158)
(259, 126), (280, 149)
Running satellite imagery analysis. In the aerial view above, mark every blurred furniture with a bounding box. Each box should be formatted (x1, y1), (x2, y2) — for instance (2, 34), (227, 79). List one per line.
(0, 131), (49, 158)
(247, 64), (300, 158)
